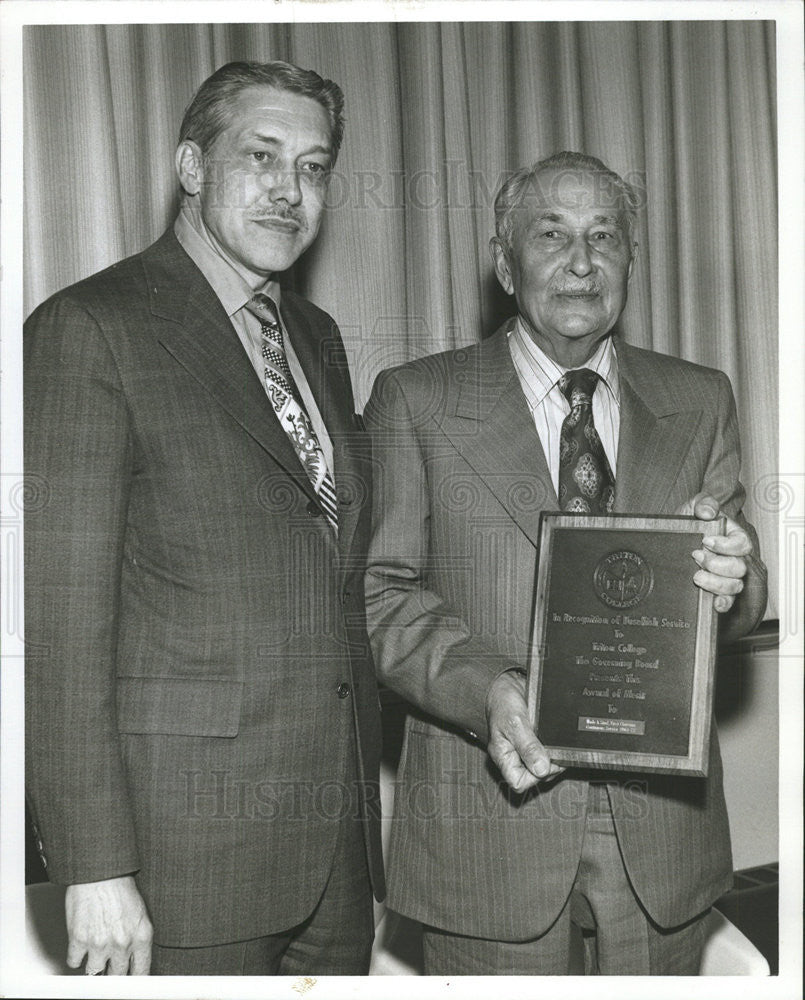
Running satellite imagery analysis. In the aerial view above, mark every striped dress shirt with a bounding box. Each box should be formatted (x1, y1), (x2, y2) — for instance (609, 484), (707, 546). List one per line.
(508, 319), (621, 495)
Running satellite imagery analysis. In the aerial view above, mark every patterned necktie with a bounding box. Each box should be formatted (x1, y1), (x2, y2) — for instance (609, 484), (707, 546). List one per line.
(245, 293), (338, 532)
(557, 368), (615, 514)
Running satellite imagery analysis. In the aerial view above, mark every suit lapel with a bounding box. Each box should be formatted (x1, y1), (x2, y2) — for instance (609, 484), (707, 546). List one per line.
(437, 329), (707, 535)
(438, 325), (556, 549)
(614, 342), (704, 514)
(143, 233), (320, 507)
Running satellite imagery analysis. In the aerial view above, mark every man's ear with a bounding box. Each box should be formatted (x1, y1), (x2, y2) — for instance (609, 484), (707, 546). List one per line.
(627, 241), (639, 282)
(175, 141), (205, 196)
(489, 237), (515, 296)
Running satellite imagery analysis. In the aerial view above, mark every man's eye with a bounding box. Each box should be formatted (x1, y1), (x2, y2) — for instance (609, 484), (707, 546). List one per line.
(251, 151), (271, 163)
(302, 162), (328, 176)
(540, 230), (561, 240)
(593, 231), (617, 241)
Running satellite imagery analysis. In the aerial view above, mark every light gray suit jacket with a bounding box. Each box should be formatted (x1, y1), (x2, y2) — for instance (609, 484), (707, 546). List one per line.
(364, 321), (766, 940)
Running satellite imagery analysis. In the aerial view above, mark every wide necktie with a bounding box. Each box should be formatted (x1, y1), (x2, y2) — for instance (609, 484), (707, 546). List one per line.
(557, 368), (615, 514)
(245, 292), (338, 532)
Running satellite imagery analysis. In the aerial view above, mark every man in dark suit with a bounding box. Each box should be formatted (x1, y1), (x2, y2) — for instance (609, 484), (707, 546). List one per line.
(364, 151), (766, 975)
(25, 60), (384, 976)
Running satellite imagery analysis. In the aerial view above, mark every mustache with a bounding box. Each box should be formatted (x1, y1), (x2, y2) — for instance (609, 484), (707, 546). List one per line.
(250, 209), (307, 229)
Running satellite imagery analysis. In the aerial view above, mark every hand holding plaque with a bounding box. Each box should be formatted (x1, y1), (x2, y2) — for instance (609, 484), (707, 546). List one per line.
(526, 513), (725, 777)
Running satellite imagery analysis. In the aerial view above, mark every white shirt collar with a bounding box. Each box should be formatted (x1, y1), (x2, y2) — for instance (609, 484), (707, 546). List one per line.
(509, 317), (620, 409)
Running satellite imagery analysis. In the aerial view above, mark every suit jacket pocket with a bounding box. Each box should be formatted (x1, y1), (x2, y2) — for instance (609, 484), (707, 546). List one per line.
(116, 676), (244, 737)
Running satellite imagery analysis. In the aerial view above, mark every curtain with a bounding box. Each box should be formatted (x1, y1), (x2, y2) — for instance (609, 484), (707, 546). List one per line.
(23, 21), (778, 615)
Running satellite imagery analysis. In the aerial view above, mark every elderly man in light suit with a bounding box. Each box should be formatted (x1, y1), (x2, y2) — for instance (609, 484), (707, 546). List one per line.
(25, 61), (384, 976)
(364, 151), (766, 975)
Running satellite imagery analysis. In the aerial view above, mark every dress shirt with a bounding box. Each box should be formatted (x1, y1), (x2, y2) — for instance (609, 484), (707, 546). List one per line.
(508, 318), (620, 495)
(174, 207), (335, 479)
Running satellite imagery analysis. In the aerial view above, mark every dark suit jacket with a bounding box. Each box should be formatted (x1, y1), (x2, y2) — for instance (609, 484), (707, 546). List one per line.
(24, 229), (385, 947)
(364, 321), (767, 940)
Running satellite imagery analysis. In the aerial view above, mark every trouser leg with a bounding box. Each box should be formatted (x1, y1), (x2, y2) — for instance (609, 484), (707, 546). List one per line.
(421, 781), (709, 976)
(572, 782), (708, 975)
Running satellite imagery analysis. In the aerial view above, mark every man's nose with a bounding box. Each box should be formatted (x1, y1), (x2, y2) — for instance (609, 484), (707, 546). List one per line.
(267, 168), (303, 206)
(565, 236), (593, 277)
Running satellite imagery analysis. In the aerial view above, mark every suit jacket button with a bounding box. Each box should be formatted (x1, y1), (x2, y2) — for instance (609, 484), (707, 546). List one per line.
(336, 682), (351, 699)
(306, 500), (321, 517)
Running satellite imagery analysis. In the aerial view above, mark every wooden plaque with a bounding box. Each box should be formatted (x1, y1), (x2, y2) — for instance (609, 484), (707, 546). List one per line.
(527, 513), (724, 777)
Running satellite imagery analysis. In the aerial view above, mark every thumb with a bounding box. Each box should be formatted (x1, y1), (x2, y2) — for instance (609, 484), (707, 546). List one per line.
(677, 492), (719, 520)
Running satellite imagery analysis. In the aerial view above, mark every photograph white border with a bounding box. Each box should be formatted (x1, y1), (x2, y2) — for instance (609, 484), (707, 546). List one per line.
(2, 3), (802, 999)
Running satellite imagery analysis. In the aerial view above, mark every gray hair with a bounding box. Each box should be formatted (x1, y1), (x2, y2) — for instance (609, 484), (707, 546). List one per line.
(178, 60), (345, 162)
(493, 151), (639, 253)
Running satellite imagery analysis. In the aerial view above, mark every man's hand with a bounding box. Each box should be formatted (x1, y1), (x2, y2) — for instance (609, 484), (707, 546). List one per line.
(679, 492), (751, 613)
(65, 875), (153, 976)
(485, 669), (565, 792)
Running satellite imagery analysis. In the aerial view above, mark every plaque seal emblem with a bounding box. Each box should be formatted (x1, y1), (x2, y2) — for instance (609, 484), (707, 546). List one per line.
(593, 549), (654, 609)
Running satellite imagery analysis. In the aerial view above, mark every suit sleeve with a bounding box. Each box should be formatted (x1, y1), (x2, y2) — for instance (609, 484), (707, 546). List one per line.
(24, 294), (141, 884)
(703, 372), (768, 642)
(364, 368), (520, 744)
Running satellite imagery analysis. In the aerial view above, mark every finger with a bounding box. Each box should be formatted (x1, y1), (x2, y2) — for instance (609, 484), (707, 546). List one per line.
(534, 764), (566, 787)
(66, 937), (88, 970)
(676, 492), (719, 519)
(693, 571), (744, 611)
(129, 938), (153, 976)
(497, 711), (553, 778)
(692, 549), (748, 580)
(502, 762), (541, 793)
(83, 948), (110, 976)
(713, 594), (734, 613)
(702, 528), (752, 558)
(106, 944), (131, 977)
(489, 738), (541, 792)
(129, 923), (153, 976)
(692, 562), (746, 595)
(513, 732), (554, 781)
(691, 493), (720, 520)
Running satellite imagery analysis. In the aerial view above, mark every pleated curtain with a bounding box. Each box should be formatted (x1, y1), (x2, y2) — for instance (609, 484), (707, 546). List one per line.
(23, 21), (778, 615)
